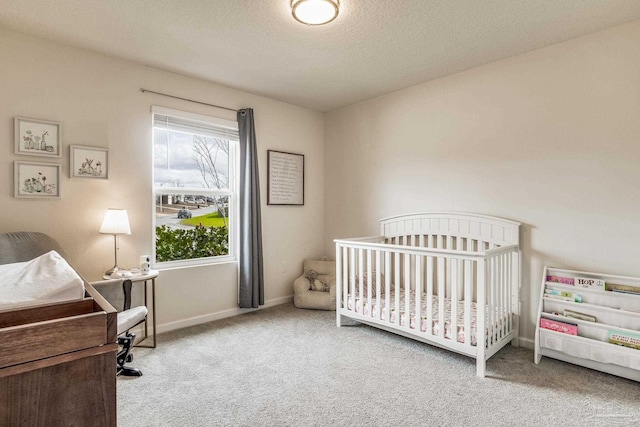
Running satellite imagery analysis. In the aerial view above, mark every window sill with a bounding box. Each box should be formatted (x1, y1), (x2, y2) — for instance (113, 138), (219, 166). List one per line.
(154, 256), (237, 272)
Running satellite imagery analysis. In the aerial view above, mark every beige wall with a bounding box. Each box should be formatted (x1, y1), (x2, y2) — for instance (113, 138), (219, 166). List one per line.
(0, 28), (326, 332)
(324, 20), (640, 346)
(3, 19), (640, 346)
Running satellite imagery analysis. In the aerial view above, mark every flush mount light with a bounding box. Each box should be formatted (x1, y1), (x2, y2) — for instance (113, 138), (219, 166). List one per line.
(291, 0), (339, 26)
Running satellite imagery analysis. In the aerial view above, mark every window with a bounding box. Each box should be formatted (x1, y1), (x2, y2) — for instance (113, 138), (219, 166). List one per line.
(152, 106), (237, 267)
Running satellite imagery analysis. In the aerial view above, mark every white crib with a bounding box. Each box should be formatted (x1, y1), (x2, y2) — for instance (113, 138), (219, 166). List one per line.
(335, 212), (521, 377)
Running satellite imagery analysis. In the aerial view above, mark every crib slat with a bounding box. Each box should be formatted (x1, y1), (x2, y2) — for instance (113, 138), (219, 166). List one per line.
(498, 253), (505, 340)
(497, 254), (503, 340)
(405, 254), (411, 331)
(350, 247), (356, 311)
(366, 249), (372, 318)
(415, 255), (422, 333)
(375, 250), (381, 320)
(426, 256), (434, 336)
(503, 253), (509, 337)
(451, 258), (458, 343)
(464, 260), (472, 346)
(336, 243), (342, 321)
(394, 252), (400, 326)
(358, 249), (364, 315)
(341, 246), (347, 310)
(492, 255), (498, 344)
(437, 256), (445, 339)
(477, 259), (487, 375)
(507, 252), (512, 333)
(385, 251), (391, 324)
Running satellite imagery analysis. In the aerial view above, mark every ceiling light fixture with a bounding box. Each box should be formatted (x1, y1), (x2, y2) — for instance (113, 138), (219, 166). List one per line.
(291, 0), (339, 26)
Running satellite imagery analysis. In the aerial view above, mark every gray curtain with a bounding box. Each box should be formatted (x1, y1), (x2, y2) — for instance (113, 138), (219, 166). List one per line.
(237, 108), (264, 308)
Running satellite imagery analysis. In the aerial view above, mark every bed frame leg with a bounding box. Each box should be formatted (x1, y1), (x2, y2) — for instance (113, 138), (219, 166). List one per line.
(336, 312), (342, 328)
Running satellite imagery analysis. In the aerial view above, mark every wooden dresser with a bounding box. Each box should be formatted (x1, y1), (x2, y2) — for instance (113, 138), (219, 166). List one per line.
(0, 283), (117, 426)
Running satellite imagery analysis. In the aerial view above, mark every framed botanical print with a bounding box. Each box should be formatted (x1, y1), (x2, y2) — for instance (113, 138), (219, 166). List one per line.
(70, 145), (109, 179)
(14, 117), (62, 157)
(14, 161), (61, 199)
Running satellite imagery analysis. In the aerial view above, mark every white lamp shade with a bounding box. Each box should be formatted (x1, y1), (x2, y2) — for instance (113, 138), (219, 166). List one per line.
(100, 208), (131, 235)
(291, 0), (339, 25)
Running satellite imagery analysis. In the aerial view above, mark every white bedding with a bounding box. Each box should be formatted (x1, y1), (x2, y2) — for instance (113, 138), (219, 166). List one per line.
(0, 250), (85, 311)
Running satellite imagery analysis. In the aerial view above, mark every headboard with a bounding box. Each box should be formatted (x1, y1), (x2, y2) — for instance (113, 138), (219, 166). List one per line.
(0, 231), (67, 265)
(379, 212), (520, 247)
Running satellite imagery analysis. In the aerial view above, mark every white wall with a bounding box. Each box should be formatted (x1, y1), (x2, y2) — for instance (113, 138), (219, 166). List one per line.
(324, 20), (640, 346)
(0, 28), (326, 332)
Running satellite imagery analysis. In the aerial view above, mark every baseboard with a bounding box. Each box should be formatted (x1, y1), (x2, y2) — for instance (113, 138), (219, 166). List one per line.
(156, 295), (293, 334)
(518, 336), (534, 350)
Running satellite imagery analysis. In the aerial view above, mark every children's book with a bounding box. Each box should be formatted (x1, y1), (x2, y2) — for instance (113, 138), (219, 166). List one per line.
(544, 289), (582, 303)
(574, 276), (605, 290)
(540, 318), (578, 335)
(563, 309), (596, 322)
(608, 330), (640, 350)
(546, 275), (574, 285)
(606, 283), (640, 295)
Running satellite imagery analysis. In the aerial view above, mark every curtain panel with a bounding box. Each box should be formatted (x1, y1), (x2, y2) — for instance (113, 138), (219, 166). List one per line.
(237, 108), (264, 308)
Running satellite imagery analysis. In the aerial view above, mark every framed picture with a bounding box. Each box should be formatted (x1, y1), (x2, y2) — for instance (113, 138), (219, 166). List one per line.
(70, 145), (109, 179)
(14, 161), (61, 199)
(267, 150), (304, 205)
(14, 117), (61, 157)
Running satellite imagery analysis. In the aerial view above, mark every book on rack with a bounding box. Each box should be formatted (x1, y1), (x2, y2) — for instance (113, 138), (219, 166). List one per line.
(574, 276), (605, 290)
(540, 318), (578, 335)
(608, 330), (640, 350)
(606, 283), (640, 295)
(563, 309), (596, 322)
(544, 289), (582, 303)
(546, 275), (574, 285)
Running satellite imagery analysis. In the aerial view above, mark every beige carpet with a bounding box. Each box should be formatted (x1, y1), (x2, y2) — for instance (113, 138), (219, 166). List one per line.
(118, 303), (640, 426)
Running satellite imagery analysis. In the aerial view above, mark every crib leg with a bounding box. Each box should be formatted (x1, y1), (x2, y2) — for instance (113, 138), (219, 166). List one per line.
(476, 358), (486, 378)
(337, 314), (359, 327)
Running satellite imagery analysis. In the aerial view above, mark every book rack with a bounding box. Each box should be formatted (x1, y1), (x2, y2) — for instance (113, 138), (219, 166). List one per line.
(534, 266), (640, 382)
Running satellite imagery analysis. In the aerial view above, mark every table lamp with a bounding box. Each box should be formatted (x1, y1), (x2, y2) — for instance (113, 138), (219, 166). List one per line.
(100, 208), (131, 276)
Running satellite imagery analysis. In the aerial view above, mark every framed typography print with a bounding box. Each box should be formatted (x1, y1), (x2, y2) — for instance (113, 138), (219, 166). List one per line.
(267, 150), (304, 205)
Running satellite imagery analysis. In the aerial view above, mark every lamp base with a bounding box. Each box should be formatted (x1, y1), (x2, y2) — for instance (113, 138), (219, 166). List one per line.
(104, 265), (119, 277)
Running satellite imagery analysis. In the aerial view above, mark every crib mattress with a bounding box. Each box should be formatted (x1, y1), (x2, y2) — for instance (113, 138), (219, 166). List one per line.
(346, 291), (507, 346)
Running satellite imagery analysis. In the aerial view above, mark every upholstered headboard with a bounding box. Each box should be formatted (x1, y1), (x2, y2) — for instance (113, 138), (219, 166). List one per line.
(0, 231), (67, 265)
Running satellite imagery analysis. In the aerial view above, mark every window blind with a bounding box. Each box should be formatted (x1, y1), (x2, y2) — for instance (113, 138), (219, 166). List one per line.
(153, 114), (239, 141)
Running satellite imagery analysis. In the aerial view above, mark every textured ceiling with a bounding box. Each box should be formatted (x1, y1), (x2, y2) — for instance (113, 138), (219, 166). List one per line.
(2, 1), (640, 112)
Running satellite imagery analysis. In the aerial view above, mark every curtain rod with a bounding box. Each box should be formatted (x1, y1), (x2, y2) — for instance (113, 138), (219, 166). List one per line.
(140, 88), (239, 112)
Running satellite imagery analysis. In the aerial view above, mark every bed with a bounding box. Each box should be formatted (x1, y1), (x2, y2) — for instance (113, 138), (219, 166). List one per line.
(334, 212), (521, 377)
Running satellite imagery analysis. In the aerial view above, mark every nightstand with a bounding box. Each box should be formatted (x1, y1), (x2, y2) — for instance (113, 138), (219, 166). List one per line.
(99, 270), (159, 348)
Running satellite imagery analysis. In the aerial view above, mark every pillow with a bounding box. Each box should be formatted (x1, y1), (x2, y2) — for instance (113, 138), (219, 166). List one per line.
(0, 250), (85, 310)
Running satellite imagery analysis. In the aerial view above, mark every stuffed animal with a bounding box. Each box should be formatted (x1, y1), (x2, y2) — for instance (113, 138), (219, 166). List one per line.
(306, 269), (329, 292)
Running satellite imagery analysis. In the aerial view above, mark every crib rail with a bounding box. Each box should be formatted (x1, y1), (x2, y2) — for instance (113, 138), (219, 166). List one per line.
(335, 237), (520, 361)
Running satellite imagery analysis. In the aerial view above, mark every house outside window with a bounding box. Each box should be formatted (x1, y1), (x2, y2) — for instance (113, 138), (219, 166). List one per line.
(152, 106), (238, 267)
